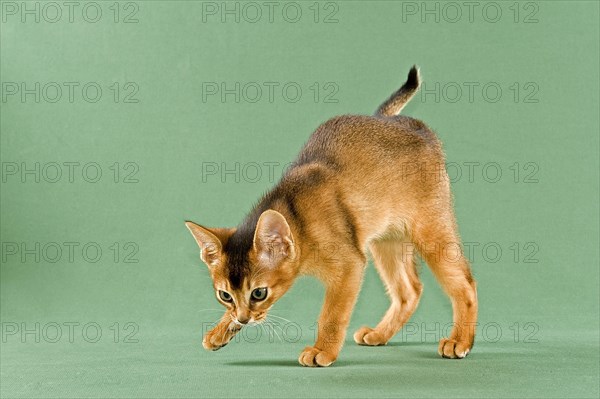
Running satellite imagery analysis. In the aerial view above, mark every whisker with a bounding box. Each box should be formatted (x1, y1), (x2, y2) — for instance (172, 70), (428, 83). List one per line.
(266, 318), (285, 343)
(271, 323), (282, 343)
(261, 323), (274, 343)
(268, 314), (293, 324)
(268, 323), (276, 342)
(266, 320), (279, 343)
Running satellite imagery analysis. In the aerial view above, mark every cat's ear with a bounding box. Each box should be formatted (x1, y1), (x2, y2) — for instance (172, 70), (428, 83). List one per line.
(185, 221), (234, 267)
(253, 210), (296, 267)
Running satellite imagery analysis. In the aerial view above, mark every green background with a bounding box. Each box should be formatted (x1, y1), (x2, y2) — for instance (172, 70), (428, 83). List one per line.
(1, 0), (599, 397)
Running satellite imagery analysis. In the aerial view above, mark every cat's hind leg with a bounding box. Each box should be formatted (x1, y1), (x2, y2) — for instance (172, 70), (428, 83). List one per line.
(412, 211), (478, 359)
(354, 238), (423, 346)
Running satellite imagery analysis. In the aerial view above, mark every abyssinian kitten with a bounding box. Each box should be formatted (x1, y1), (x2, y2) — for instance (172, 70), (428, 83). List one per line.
(185, 66), (478, 367)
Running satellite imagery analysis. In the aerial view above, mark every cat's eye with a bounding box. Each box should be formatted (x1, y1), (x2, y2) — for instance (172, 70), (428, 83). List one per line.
(251, 288), (268, 301)
(218, 290), (233, 303)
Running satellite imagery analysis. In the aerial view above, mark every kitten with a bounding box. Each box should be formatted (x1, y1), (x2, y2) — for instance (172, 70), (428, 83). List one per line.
(186, 66), (478, 367)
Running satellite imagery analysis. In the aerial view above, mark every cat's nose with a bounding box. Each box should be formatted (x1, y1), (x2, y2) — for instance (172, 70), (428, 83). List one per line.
(236, 309), (251, 325)
(237, 310), (251, 324)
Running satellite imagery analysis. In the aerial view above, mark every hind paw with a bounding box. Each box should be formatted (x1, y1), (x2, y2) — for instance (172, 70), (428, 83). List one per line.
(438, 338), (471, 359)
(353, 326), (388, 346)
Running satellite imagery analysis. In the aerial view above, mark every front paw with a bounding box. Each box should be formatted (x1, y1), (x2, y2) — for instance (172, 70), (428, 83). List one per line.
(202, 324), (240, 351)
(298, 346), (337, 367)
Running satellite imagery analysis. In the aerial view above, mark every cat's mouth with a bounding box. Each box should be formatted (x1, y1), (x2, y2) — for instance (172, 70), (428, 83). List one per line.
(233, 317), (264, 327)
(230, 311), (268, 327)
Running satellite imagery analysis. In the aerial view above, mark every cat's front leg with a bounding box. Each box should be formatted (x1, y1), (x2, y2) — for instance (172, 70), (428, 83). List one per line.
(299, 261), (365, 367)
(202, 311), (242, 351)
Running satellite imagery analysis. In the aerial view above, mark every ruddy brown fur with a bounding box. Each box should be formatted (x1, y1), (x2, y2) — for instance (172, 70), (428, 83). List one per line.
(186, 66), (478, 367)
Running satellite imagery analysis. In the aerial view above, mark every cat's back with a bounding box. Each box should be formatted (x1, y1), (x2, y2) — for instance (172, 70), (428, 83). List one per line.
(294, 114), (442, 169)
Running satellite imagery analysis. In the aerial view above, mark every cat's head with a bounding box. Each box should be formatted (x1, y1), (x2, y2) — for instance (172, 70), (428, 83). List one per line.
(185, 210), (298, 325)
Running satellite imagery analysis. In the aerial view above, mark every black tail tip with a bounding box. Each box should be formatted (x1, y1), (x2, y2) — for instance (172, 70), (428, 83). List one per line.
(405, 65), (420, 89)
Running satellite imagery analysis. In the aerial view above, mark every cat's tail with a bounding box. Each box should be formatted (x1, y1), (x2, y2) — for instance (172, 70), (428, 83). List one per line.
(375, 65), (420, 117)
